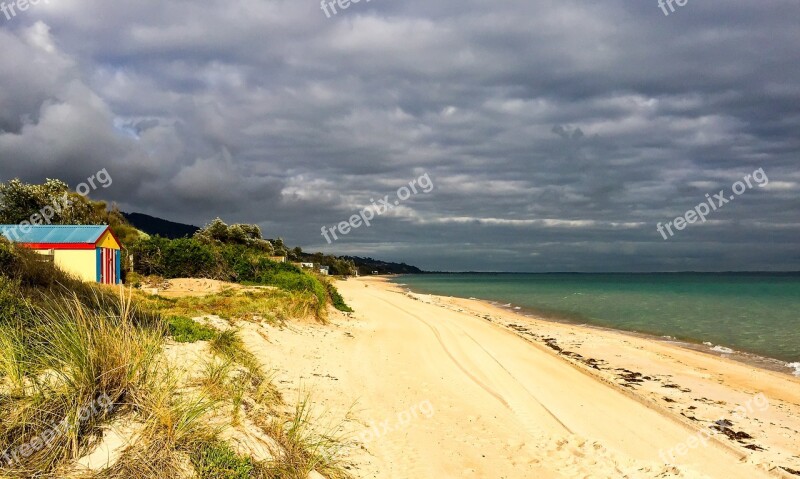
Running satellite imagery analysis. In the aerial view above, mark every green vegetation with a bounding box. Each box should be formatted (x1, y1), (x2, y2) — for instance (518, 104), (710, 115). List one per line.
(1, 180), (355, 476)
(0, 291), (163, 476)
(130, 218), (353, 314)
(325, 283), (353, 313)
(0, 178), (141, 247)
(167, 315), (218, 343)
(191, 440), (254, 479)
(194, 218), (274, 253)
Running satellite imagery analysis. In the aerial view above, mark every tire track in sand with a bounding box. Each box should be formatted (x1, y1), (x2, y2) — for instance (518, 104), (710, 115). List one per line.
(375, 295), (572, 436)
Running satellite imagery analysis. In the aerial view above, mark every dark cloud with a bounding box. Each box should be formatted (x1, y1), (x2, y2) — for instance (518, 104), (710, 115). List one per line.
(1, 0), (798, 271)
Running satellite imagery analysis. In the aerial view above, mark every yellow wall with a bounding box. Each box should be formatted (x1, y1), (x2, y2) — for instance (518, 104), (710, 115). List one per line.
(96, 230), (121, 250)
(44, 249), (98, 282)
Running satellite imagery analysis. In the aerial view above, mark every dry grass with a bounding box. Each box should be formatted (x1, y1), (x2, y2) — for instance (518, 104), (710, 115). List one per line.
(0, 289), (163, 478)
(92, 379), (220, 479)
(255, 393), (351, 479)
(133, 288), (325, 326)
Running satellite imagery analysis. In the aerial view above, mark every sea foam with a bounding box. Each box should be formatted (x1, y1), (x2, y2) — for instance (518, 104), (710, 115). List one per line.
(711, 345), (734, 354)
(788, 362), (800, 377)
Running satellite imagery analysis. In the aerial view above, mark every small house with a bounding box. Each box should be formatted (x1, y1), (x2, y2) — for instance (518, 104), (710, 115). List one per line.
(0, 225), (122, 284)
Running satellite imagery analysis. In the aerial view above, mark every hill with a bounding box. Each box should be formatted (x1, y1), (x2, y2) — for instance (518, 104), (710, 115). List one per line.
(123, 212), (200, 239)
(123, 212), (425, 275)
(343, 256), (425, 275)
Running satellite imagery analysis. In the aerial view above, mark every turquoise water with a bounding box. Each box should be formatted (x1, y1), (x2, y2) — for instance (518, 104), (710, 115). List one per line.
(392, 274), (800, 366)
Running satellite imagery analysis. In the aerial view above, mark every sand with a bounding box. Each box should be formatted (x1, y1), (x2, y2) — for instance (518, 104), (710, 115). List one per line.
(140, 278), (274, 297)
(241, 277), (800, 478)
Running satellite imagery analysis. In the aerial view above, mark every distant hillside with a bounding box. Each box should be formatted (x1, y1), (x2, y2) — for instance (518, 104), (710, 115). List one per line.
(122, 212), (200, 239)
(343, 256), (425, 275)
(122, 212), (423, 274)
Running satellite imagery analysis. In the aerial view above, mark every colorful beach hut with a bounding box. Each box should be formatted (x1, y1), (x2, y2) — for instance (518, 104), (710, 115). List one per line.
(0, 225), (122, 284)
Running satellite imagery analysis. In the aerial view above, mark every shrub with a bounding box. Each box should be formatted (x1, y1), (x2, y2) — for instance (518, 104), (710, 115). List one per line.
(131, 236), (227, 279)
(130, 232), (348, 316)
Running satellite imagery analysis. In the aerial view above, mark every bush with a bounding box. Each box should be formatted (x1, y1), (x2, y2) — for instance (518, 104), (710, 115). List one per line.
(130, 233), (351, 316)
(131, 236), (226, 279)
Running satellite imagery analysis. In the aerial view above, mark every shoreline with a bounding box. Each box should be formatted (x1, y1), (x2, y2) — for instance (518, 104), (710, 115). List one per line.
(360, 276), (800, 476)
(388, 276), (800, 378)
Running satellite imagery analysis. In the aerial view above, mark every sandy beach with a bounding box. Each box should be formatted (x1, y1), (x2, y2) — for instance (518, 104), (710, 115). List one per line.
(239, 276), (800, 478)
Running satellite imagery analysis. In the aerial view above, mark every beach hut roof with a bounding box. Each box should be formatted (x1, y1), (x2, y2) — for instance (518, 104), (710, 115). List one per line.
(0, 225), (112, 245)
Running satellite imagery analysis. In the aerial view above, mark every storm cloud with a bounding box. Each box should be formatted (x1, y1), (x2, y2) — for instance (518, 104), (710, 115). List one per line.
(1, 0), (798, 271)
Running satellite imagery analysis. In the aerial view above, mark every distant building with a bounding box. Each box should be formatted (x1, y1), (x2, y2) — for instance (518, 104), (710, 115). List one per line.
(300, 262), (314, 269)
(269, 256), (287, 263)
(319, 266), (330, 276)
(0, 225), (122, 284)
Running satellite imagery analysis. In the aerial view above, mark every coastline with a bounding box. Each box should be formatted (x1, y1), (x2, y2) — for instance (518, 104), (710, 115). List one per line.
(389, 275), (800, 378)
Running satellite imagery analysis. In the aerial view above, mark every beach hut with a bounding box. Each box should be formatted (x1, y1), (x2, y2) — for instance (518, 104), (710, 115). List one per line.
(0, 225), (122, 284)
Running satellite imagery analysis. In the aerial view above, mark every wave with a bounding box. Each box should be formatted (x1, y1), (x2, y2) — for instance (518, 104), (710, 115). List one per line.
(788, 362), (800, 377)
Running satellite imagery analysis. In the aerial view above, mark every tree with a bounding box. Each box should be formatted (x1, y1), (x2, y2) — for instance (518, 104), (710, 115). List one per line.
(0, 179), (140, 245)
(195, 218), (231, 243)
(195, 218), (273, 252)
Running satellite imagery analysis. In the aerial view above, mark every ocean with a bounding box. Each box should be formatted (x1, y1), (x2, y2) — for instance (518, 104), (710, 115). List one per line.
(391, 273), (800, 375)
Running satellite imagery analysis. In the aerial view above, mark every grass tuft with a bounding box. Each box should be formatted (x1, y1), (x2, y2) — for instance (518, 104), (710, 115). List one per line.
(0, 289), (163, 477)
(191, 440), (254, 479)
(257, 393), (351, 479)
(168, 316), (218, 343)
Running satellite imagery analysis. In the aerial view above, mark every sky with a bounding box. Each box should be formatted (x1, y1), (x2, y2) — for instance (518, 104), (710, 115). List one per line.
(0, 0), (798, 272)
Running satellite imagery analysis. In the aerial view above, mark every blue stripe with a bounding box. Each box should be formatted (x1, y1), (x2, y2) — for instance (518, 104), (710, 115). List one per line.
(115, 250), (121, 284)
(96, 248), (102, 283)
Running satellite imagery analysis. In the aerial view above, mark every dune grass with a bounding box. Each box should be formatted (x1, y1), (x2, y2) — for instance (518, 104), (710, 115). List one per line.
(93, 382), (221, 479)
(134, 288), (325, 325)
(0, 290), (164, 477)
(256, 393), (351, 479)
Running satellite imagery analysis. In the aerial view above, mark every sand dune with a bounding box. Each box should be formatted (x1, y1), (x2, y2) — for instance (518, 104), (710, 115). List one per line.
(242, 277), (799, 478)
